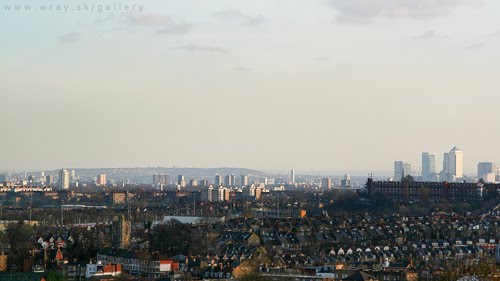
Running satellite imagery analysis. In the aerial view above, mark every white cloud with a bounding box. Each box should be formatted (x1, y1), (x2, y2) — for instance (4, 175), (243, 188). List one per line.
(234, 66), (254, 72)
(129, 13), (173, 26)
(171, 44), (228, 54)
(329, 0), (482, 23)
(129, 13), (193, 35)
(59, 32), (80, 43)
(313, 56), (329, 62)
(465, 42), (484, 50)
(412, 30), (448, 40)
(214, 9), (266, 26)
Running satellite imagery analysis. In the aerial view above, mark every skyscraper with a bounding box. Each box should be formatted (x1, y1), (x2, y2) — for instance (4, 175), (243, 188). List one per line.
(290, 169), (295, 184)
(230, 174), (236, 187)
(422, 152), (436, 181)
(341, 173), (351, 188)
(177, 175), (186, 187)
(59, 169), (70, 190)
(201, 185), (213, 202)
(241, 175), (249, 186)
(214, 174), (222, 186)
(448, 147), (463, 181)
(478, 162), (497, 182)
(394, 161), (411, 181)
(97, 174), (107, 186)
(46, 175), (54, 185)
(0, 174), (6, 183)
(321, 178), (331, 190)
(224, 175), (232, 186)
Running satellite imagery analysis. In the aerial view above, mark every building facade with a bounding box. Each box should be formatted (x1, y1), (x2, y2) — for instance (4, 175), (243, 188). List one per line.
(422, 152), (436, 181)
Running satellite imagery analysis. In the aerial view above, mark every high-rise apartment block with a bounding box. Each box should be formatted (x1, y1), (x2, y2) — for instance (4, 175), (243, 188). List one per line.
(241, 175), (249, 186)
(321, 178), (331, 190)
(59, 169), (70, 190)
(214, 174), (223, 186)
(97, 174), (107, 186)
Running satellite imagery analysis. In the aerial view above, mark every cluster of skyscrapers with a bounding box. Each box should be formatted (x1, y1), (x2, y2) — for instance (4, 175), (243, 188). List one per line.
(395, 146), (499, 183)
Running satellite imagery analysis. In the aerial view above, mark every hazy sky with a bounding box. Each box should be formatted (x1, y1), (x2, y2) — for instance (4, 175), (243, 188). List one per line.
(1, 0), (500, 174)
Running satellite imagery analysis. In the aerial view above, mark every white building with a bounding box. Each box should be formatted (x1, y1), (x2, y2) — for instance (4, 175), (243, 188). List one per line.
(477, 162), (497, 182)
(59, 169), (70, 190)
(214, 174), (223, 186)
(201, 185), (213, 202)
(447, 147), (463, 181)
(394, 161), (411, 181)
(422, 152), (436, 181)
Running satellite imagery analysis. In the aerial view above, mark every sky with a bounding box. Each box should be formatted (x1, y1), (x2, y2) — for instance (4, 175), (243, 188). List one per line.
(1, 0), (500, 174)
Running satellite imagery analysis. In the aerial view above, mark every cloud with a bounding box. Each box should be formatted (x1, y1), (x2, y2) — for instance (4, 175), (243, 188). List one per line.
(129, 13), (193, 35)
(329, 0), (482, 23)
(412, 30), (437, 39)
(490, 31), (500, 38)
(234, 66), (254, 72)
(465, 42), (484, 50)
(171, 44), (228, 54)
(156, 24), (193, 35)
(59, 32), (80, 43)
(313, 56), (329, 62)
(412, 30), (448, 40)
(129, 13), (172, 26)
(213, 9), (266, 26)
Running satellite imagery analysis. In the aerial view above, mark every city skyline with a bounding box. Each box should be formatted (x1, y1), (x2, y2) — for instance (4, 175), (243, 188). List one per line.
(2, 1), (500, 172)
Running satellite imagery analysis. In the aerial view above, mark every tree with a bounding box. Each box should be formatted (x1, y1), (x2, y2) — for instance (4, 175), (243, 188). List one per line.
(5, 222), (34, 270)
(45, 271), (66, 281)
(150, 219), (192, 256)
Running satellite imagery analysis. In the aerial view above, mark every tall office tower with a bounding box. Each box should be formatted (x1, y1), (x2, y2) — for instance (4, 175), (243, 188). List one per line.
(441, 152), (450, 181)
(201, 185), (213, 202)
(97, 174), (107, 186)
(241, 175), (249, 186)
(214, 174), (223, 186)
(199, 180), (209, 187)
(224, 175), (233, 186)
(112, 215), (131, 249)
(448, 147), (463, 181)
(0, 174), (6, 183)
(177, 175), (186, 187)
(71, 170), (76, 181)
(46, 175), (54, 185)
(341, 173), (351, 188)
(394, 161), (411, 181)
(422, 152), (436, 181)
(478, 162), (497, 181)
(190, 179), (198, 187)
(321, 178), (332, 190)
(290, 169), (295, 184)
(59, 169), (70, 190)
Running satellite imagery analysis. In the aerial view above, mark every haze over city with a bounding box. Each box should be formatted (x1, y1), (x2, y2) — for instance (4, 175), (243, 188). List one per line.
(2, 0), (500, 173)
